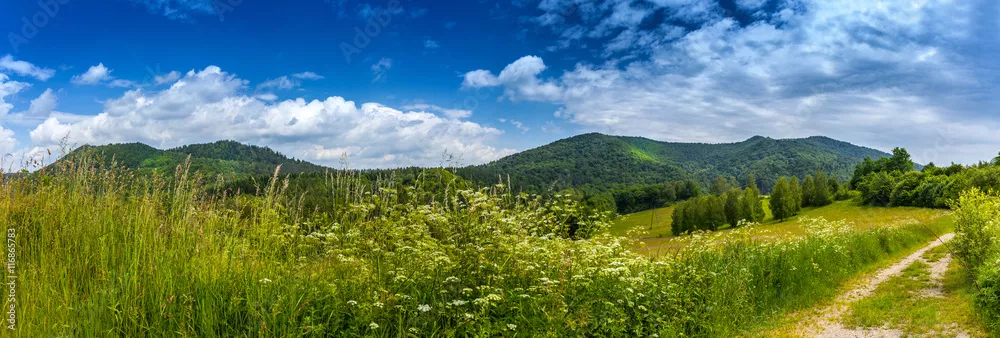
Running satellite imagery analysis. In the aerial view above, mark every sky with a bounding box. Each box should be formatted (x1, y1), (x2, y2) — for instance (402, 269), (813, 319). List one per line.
(0, 0), (998, 170)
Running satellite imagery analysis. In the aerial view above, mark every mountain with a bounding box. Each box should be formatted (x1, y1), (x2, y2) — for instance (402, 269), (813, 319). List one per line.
(54, 140), (326, 177)
(48, 133), (894, 193)
(457, 133), (893, 193)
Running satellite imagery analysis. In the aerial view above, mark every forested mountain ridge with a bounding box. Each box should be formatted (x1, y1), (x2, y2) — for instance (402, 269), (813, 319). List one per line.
(457, 133), (893, 193)
(47, 133), (893, 193)
(52, 140), (326, 177)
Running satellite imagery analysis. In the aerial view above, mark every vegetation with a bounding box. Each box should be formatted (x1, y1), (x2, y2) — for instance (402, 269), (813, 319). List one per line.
(57, 140), (326, 177)
(951, 189), (1000, 331)
(852, 147), (1000, 208)
(0, 153), (952, 336)
(670, 175), (764, 235)
(458, 133), (891, 194)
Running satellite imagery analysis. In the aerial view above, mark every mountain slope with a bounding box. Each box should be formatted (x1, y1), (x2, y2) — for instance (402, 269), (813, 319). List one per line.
(56, 141), (326, 177)
(457, 133), (892, 193)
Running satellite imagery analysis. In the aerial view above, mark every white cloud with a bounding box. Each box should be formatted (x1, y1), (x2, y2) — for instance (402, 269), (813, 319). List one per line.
(0, 74), (31, 121)
(29, 66), (513, 168)
(255, 93), (278, 101)
(259, 72), (324, 90)
(27, 89), (57, 117)
(0, 55), (55, 81)
(424, 40), (440, 49)
(371, 58), (393, 83)
(258, 76), (297, 90)
(0, 126), (15, 157)
(291, 72), (324, 80)
(402, 103), (472, 119)
(154, 71), (182, 85)
(461, 56), (562, 101)
(109, 79), (139, 88)
(71, 63), (113, 85)
(469, 0), (1000, 164)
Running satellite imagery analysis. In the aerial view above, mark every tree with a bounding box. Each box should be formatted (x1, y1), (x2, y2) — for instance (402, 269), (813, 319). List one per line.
(747, 174), (765, 221)
(813, 170), (832, 206)
(887, 147), (914, 173)
(789, 176), (802, 214)
(724, 189), (742, 227)
(671, 204), (686, 236)
(771, 178), (792, 221)
(802, 175), (816, 207)
(993, 152), (1000, 166)
(711, 177), (730, 196)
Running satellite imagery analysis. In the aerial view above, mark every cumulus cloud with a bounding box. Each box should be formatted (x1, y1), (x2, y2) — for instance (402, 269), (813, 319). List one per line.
(461, 56), (562, 101)
(71, 63), (113, 85)
(27, 89), (58, 117)
(154, 71), (182, 85)
(424, 40), (440, 49)
(0, 74), (31, 121)
(0, 126), (15, 156)
(29, 66), (513, 168)
(402, 103), (472, 119)
(470, 0), (1000, 164)
(0, 55), (55, 81)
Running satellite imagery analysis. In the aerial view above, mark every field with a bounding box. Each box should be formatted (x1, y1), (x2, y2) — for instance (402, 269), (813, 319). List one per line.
(0, 160), (993, 336)
(612, 201), (952, 254)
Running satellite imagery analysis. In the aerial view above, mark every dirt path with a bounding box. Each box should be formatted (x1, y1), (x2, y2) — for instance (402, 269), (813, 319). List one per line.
(794, 233), (956, 337)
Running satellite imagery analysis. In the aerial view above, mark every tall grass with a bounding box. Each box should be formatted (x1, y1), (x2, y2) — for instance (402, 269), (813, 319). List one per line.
(0, 158), (948, 336)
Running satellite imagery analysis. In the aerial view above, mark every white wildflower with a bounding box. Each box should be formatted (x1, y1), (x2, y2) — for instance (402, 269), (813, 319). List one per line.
(417, 304), (431, 312)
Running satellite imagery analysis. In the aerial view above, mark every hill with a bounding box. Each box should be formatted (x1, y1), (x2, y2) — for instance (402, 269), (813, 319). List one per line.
(54, 140), (326, 177)
(457, 133), (893, 193)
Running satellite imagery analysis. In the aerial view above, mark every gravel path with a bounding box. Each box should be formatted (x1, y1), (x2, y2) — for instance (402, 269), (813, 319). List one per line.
(795, 233), (956, 338)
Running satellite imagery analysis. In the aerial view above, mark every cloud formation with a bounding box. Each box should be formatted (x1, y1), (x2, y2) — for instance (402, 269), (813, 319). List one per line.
(29, 66), (514, 168)
(466, 0), (1000, 164)
(71, 63), (113, 85)
(0, 55), (55, 81)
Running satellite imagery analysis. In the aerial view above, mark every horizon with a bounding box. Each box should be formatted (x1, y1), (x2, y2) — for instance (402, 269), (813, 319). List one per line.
(2, 0), (999, 169)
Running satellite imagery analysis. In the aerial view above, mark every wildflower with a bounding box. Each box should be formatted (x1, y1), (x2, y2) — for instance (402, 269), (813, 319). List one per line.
(417, 304), (431, 312)
(445, 276), (460, 283)
(507, 324), (517, 330)
(258, 278), (272, 284)
(373, 302), (384, 308)
(347, 300), (358, 306)
(368, 322), (379, 330)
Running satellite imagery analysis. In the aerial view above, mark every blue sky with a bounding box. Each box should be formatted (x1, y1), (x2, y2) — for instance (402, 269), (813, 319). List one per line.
(0, 0), (998, 169)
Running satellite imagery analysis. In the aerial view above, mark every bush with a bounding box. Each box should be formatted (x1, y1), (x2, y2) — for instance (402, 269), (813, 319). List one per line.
(951, 188), (1000, 330)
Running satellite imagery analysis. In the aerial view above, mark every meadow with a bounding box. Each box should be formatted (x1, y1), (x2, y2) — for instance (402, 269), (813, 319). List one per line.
(0, 158), (983, 336)
(613, 200), (951, 254)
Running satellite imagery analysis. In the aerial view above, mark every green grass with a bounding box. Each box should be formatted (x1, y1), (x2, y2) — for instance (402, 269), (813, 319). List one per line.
(843, 252), (990, 336)
(612, 200), (951, 254)
(0, 159), (961, 337)
(608, 205), (674, 237)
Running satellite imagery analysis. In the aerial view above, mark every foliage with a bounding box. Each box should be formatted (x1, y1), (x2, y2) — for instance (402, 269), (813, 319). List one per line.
(458, 133), (891, 195)
(950, 188), (1000, 331)
(0, 156), (946, 336)
(853, 150), (1000, 208)
(670, 179), (762, 235)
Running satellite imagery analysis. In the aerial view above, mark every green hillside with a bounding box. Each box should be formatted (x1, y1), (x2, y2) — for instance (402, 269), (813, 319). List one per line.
(457, 133), (892, 193)
(55, 140), (326, 177)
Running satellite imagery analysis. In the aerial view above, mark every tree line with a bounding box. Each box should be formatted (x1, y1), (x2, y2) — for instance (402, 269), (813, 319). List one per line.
(853, 149), (1000, 208)
(671, 175), (765, 235)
